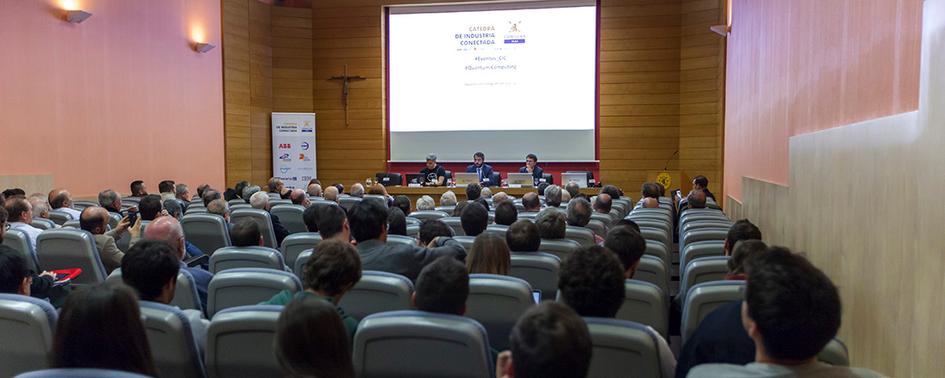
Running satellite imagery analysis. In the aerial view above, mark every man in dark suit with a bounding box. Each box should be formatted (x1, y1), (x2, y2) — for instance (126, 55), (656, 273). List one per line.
(349, 199), (465, 281)
(465, 151), (495, 186)
(519, 153), (544, 185)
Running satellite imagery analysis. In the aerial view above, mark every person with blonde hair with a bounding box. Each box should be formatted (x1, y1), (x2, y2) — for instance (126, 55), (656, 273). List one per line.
(466, 233), (511, 275)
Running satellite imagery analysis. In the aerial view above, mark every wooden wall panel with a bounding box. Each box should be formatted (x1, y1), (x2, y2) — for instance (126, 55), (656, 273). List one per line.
(272, 7), (314, 114)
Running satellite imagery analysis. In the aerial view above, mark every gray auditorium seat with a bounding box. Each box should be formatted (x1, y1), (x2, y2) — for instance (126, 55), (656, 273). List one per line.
(230, 209), (278, 249)
(339, 271), (414, 320)
(679, 256), (730, 303)
(267, 193), (281, 200)
(228, 203), (251, 211)
(640, 227), (671, 251)
(185, 206), (208, 215)
(634, 219), (673, 236)
(681, 220), (733, 234)
(139, 301), (206, 378)
(36, 229), (107, 285)
(406, 224), (420, 237)
(644, 240), (671, 273)
(484, 224), (509, 238)
(407, 210), (450, 222)
(590, 212), (614, 227)
(353, 311), (493, 378)
(386, 234), (417, 246)
(181, 214), (232, 256)
(819, 338), (850, 366)
(206, 305), (283, 378)
(681, 281), (746, 343)
(30, 218), (57, 230)
(617, 279), (669, 338)
(47, 210), (72, 225)
(441, 216), (465, 236)
(510, 252), (560, 301)
(72, 201), (97, 210)
(292, 249), (313, 277)
(454, 235), (476, 251)
(339, 196), (362, 211)
(2, 229), (40, 272)
(280, 232), (321, 268)
(466, 274), (535, 351)
(15, 369), (151, 378)
(680, 234), (727, 268)
(435, 205), (455, 214)
(269, 204), (306, 234)
(635, 255), (670, 296)
(586, 219), (608, 238)
(227, 199), (246, 206)
(107, 268), (202, 312)
(209, 246), (287, 273)
(585, 317), (673, 378)
(206, 268), (301, 317)
(0, 294), (57, 377)
(565, 226), (596, 247)
(539, 238), (581, 261)
(61, 220), (80, 229)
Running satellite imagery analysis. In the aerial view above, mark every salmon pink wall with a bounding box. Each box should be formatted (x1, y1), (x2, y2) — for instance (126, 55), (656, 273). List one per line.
(723, 0), (922, 200)
(0, 0), (224, 198)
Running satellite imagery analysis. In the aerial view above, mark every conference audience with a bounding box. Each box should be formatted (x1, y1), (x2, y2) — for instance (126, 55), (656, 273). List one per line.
(307, 183), (323, 198)
(561, 189), (571, 204)
(544, 185), (563, 208)
(349, 200), (465, 281)
(263, 239), (361, 339)
(387, 207), (408, 236)
(196, 184), (211, 199)
(275, 296), (356, 378)
(602, 225), (647, 278)
(419, 219), (452, 246)
(494, 200), (518, 226)
(121, 240), (208, 350)
(725, 219), (763, 256)
(566, 198), (602, 243)
(158, 180), (176, 202)
(268, 177), (287, 198)
(416, 195), (435, 211)
(438, 191), (458, 208)
(506, 220), (541, 252)
(249, 191), (290, 246)
(452, 201), (469, 217)
(302, 205), (319, 233)
(601, 185), (622, 201)
(496, 302), (591, 378)
(0, 220), (56, 302)
(324, 185), (340, 203)
(642, 182), (660, 199)
(316, 203), (351, 242)
(565, 182), (580, 201)
(686, 190), (707, 209)
(5, 197), (42, 247)
(201, 189), (222, 207)
(233, 180), (250, 201)
(29, 197), (50, 220)
(48, 189), (81, 219)
(519, 153), (544, 184)
(53, 284), (156, 376)
(0, 245), (31, 295)
(129, 180), (148, 197)
(558, 245), (676, 376)
(593, 193), (612, 215)
(642, 197), (661, 209)
(230, 220), (263, 247)
(461, 202), (489, 236)
(175, 183), (191, 203)
(392, 195), (411, 216)
(473, 196), (491, 212)
(492, 191), (510, 205)
(138, 194), (165, 221)
(98, 189), (123, 214)
(79, 206), (137, 273)
(481, 187), (492, 198)
(466, 151), (495, 185)
(466, 182), (483, 202)
(687, 248), (883, 377)
(289, 188), (310, 207)
(349, 183), (365, 198)
(142, 216), (213, 310)
(537, 182), (549, 196)
(412, 256), (468, 316)
(692, 175), (716, 202)
(420, 154), (447, 186)
(207, 198), (231, 223)
(467, 233), (511, 275)
(521, 192), (541, 213)
(727, 240), (768, 280)
(535, 208), (567, 240)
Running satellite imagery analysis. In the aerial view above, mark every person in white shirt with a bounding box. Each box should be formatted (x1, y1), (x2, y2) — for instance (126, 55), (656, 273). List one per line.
(47, 188), (81, 220)
(5, 197), (43, 247)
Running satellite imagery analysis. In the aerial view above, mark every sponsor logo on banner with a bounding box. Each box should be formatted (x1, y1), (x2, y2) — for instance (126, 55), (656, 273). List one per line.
(279, 153), (291, 162)
(299, 154), (312, 162)
(300, 176), (313, 181)
(280, 167), (291, 174)
(301, 142), (310, 151)
(278, 143), (292, 149)
(301, 120), (314, 133)
(504, 21), (525, 44)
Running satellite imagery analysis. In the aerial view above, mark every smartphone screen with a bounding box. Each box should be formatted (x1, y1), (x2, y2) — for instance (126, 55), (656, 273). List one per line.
(532, 290), (541, 304)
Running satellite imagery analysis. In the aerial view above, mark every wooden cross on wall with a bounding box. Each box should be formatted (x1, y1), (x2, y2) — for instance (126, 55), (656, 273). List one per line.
(329, 65), (367, 126)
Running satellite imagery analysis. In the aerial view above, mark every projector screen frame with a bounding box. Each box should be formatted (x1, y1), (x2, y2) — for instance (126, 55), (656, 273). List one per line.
(383, 0), (601, 163)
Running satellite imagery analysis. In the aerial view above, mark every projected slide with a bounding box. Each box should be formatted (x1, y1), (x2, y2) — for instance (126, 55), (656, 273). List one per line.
(388, 2), (597, 162)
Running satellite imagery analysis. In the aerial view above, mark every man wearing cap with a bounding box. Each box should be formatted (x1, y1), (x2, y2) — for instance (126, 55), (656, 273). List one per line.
(420, 154), (447, 187)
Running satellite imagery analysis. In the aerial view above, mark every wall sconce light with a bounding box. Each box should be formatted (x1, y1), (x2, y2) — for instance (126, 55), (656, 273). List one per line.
(64, 9), (92, 24)
(193, 42), (216, 53)
(710, 24), (730, 37)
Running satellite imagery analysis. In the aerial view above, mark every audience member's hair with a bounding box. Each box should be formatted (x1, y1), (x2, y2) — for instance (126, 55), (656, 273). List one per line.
(686, 190), (707, 209)
(414, 257), (469, 315)
(79, 207), (108, 234)
(615, 218), (640, 232)
(202, 189), (222, 207)
(207, 198), (229, 219)
(30, 198), (50, 218)
(725, 219), (762, 252)
(465, 183), (482, 201)
(492, 192), (509, 205)
(275, 296), (355, 378)
(138, 195), (163, 221)
(467, 233), (511, 275)
(250, 191), (270, 210)
(387, 207), (408, 236)
(4, 197), (30, 222)
(230, 220), (261, 247)
(0, 206), (8, 234)
(451, 201), (468, 217)
(234, 181), (250, 199)
(53, 284), (156, 376)
(693, 175), (709, 189)
(242, 185), (261, 202)
(2, 188), (25, 198)
(196, 184), (210, 198)
(121, 240), (180, 301)
(175, 183), (189, 198)
(535, 208), (566, 239)
(49, 190), (69, 209)
(98, 189), (120, 209)
(268, 177), (283, 193)
(506, 220), (541, 252)
(393, 195), (411, 216)
(301, 239), (362, 296)
(416, 195), (435, 211)
(566, 197), (592, 227)
(348, 199), (388, 242)
(163, 199), (183, 219)
(158, 180), (175, 194)
(544, 185), (562, 207)
(419, 219), (452, 245)
(521, 192), (540, 211)
(473, 197), (490, 212)
(130, 180), (146, 197)
(367, 183), (387, 196)
(593, 193), (612, 214)
(509, 302), (592, 378)
(537, 182), (549, 196)
(604, 226), (647, 274)
(564, 182), (580, 199)
(744, 247), (841, 361)
(460, 202), (488, 236)
(494, 201), (518, 226)
(559, 246), (625, 317)
(306, 183), (322, 197)
(349, 183), (365, 198)
(728, 239), (769, 275)
(290, 189), (307, 205)
(317, 204), (347, 240)
(641, 182), (661, 199)
(0, 245), (28, 294)
(302, 205), (319, 232)
(601, 185), (621, 200)
(480, 187), (492, 199)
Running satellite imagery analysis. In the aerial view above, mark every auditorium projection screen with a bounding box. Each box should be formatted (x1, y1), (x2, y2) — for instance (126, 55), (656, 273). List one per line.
(387, 1), (598, 162)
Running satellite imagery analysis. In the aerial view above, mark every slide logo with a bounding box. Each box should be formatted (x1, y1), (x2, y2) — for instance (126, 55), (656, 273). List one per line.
(504, 21), (525, 44)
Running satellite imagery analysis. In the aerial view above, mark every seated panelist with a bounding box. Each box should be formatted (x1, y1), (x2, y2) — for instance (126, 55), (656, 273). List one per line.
(519, 153), (544, 184)
(420, 153), (446, 187)
(465, 151), (495, 186)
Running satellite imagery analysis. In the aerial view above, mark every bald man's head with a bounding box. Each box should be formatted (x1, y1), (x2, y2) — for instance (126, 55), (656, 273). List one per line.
(48, 189), (71, 210)
(687, 190), (707, 209)
(324, 186), (339, 202)
(290, 189), (308, 206)
(522, 192), (541, 212)
(307, 183), (322, 197)
(642, 197), (660, 209)
(593, 193), (612, 214)
(79, 206), (109, 235)
(143, 216), (186, 260)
